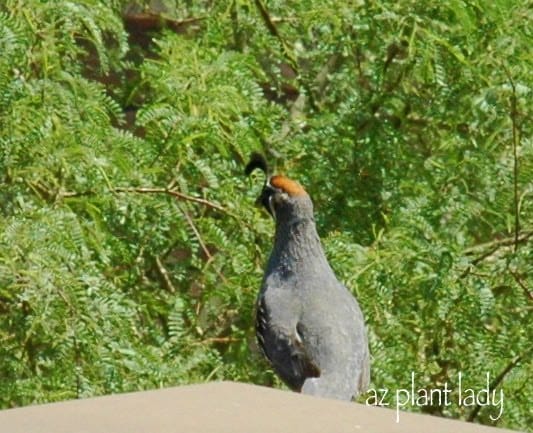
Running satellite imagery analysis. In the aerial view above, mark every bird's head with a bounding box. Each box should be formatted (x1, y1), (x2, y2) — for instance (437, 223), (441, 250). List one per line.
(245, 153), (314, 224)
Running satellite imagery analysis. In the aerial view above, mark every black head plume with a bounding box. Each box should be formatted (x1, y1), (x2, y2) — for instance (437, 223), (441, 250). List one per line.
(245, 152), (269, 176)
(245, 152), (274, 216)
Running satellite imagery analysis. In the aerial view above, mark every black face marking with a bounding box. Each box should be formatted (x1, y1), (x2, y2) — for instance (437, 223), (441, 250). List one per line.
(257, 184), (276, 218)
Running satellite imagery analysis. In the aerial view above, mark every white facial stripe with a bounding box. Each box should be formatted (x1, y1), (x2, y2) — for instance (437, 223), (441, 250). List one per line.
(268, 194), (276, 219)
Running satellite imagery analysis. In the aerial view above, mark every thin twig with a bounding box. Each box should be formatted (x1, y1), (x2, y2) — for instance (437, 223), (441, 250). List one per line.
(502, 67), (521, 252)
(509, 270), (533, 301)
(252, 0), (318, 112)
(253, 0), (295, 67)
(271, 16), (297, 24)
(464, 230), (533, 261)
(460, 230), (533, 278)
(62, 183), (227, 213)
(467, 354), (524, 422)
(175, 202), (228, 284)
(113, 186), (226, 213)
(155, 255), (176, 293)
(193, 336), (239, 345)
(176, 202), (212, 262)
(314, 54), (341, 99)
(60, 184), (247, 228)
(500, 66), (523, 252)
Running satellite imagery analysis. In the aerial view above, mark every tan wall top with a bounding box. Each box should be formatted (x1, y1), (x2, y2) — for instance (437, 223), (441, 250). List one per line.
(0, 381), (521, 433)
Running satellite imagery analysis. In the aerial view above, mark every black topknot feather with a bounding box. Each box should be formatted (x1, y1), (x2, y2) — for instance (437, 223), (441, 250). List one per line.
(245, 152), (269, 176)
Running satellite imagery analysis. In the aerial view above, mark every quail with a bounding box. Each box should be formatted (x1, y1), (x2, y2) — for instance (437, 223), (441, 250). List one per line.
(246, 153), (370, 401)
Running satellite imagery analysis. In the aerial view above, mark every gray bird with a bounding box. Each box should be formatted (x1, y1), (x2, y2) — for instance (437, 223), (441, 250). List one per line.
(246, 154), (370, 401)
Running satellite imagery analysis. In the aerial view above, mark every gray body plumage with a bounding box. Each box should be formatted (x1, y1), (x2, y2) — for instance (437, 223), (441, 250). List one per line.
(256, 189), (370, 401)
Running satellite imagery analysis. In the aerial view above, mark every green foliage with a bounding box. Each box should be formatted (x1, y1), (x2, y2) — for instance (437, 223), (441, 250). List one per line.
(0, 1), (531, 430)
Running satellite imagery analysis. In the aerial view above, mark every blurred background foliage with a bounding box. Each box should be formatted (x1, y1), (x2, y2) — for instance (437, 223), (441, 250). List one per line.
(0, 0), (531, 430)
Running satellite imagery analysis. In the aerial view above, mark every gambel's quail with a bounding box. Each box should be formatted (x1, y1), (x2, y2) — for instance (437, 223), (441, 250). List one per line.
(246, 153), (370, 401)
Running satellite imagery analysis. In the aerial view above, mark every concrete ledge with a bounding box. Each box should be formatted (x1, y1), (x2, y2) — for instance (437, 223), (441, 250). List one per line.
(0, 381), (520, 433)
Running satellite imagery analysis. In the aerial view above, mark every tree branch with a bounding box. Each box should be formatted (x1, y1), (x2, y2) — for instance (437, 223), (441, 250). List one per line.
(253, 0), (297, 71)
(467, 354), (524, 422)
(176, 202), (212, 262)
(252, 0), (318, 112)
(193, 336), (239, 345)
(154, 255), (176, 293)
(464, 230), (533, 263)
(509, 270), (533, 301)
(112, 186), (227, 213)
(503, 66), (521, 252)
(58, 184), (247, 228)
(175, 202), (228, 284)
(460, 230), (533, 278)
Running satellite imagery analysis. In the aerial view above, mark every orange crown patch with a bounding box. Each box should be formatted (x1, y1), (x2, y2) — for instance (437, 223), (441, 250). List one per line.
(270, 175), (307, 196)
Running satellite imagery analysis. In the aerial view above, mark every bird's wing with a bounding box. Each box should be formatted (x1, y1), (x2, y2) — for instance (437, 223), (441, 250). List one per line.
(256, 294), (320, 390)
(293, 322), (321, 379)
(255, 294), (270, 359)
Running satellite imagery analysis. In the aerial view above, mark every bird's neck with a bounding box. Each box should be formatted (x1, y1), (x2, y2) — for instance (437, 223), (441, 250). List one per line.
(270, 217), (329, 267)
